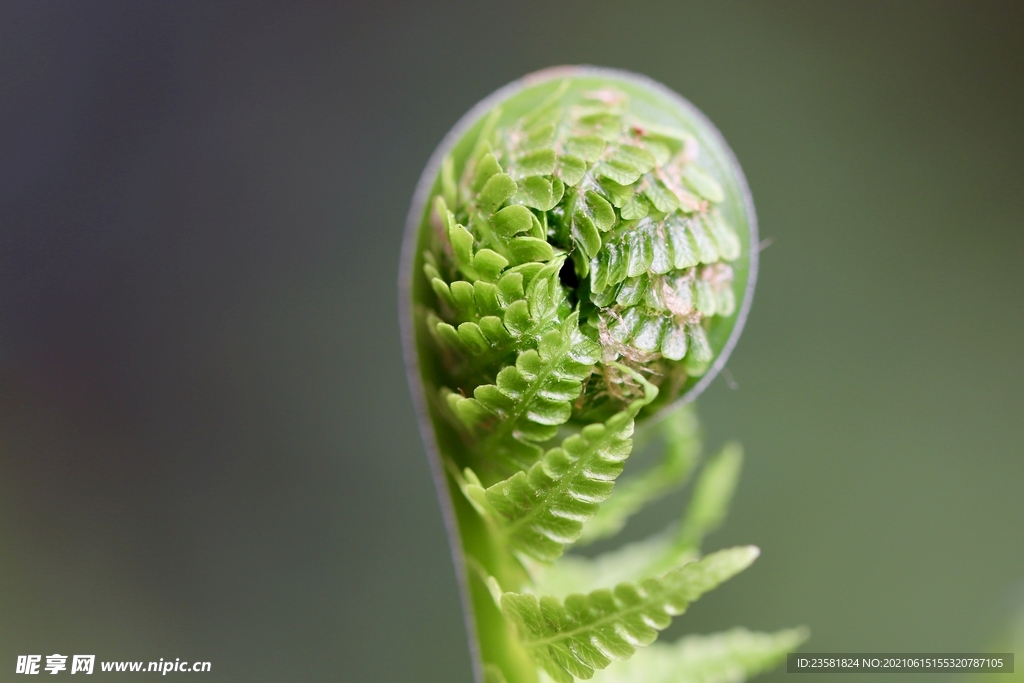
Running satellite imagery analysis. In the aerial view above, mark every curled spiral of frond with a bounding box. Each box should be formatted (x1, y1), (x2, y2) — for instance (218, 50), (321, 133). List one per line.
(403, 69), (790, 683)
(418, 77), (752, 476)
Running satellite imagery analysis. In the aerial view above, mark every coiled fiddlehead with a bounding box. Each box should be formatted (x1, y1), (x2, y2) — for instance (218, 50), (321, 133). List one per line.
(401, 67), (803, 683)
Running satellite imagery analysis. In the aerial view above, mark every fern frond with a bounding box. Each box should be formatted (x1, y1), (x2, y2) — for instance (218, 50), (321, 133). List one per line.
(404, 70), (777, 683)
(589, 627), (809, 683)
(466, 369), (657, 561)
(433, 256), (581, 421)
(578, 405), (701, 545)
(537, 442), (744, 596)
(431, 195), (511, 284)
(621, 442), (743, 583)
(501, 256), (572, 346)
(448, 311), (602, 470)
(532, 527), (692, 599)
(675, 442), (742, 552)
(462, 152), (557, 267)
(486, 91), (739, 372)
(502, 546), (760, 682)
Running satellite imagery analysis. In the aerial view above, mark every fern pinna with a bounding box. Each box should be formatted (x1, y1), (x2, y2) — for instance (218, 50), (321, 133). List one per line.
(400, 67), (805, 683)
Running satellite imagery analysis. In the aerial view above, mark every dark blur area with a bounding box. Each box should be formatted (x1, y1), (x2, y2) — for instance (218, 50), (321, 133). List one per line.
(1, 2), (1022, 682)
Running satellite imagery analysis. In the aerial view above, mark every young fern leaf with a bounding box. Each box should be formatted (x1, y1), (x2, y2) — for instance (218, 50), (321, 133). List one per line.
(448, 310), (602, 470)
(676, 442), (743, 552)
(501, 546), (760, 683)
(589, 627), (809, 683)
(400, 68), (795, 683)
(434, 196), (511, 284)
(534, 441), (743, 597)
(533, 527), (694, 599)
(428, 260), (569, 393)
(466, 368), (657, 563)
(577, 404), (701, 544)
(464, 152), (555, 267)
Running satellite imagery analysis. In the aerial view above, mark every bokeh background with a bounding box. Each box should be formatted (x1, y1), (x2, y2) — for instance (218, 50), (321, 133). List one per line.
(2, 2), (1022, 682)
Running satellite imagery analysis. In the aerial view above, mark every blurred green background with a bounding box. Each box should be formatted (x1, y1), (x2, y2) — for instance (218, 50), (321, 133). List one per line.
(1, 2), (1021, 682)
